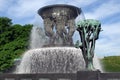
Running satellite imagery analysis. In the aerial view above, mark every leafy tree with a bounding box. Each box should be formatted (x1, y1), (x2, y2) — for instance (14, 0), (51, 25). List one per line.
(0, 17), (32, 72)
(0, 17), (12, 33)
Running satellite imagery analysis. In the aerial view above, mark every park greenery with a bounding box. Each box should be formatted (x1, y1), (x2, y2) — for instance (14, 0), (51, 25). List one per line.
(0, 17), (32, 72)
(0, 17), (120, 73)
(102, 56), (120, 72)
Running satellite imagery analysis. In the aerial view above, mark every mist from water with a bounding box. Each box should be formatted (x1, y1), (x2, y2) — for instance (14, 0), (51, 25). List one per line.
(30, 26), (49, 49)
(75, 11), (85, 23)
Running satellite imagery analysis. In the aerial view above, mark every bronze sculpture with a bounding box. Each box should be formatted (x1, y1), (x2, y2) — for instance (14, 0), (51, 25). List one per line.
(75, 19), (101, 70)
(38, 5), (101, 70)
(38, 4), (81, 46)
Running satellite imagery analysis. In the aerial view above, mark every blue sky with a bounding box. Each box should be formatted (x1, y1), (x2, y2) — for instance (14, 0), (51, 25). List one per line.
(0, 0), (120, 57)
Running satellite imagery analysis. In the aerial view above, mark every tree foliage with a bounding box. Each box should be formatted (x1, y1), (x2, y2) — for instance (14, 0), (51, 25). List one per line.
(0, 17), (12, 34)
(0, 17), (32, 72)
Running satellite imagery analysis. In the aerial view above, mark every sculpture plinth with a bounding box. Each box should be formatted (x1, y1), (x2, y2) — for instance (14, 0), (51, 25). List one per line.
(38, 4), (81, 46)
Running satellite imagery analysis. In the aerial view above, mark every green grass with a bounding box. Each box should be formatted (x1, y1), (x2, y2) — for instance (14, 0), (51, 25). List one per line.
(101, 56), (120, 72)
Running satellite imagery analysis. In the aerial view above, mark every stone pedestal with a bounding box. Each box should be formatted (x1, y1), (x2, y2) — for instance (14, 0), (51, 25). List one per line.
(77, 70), (100, 80)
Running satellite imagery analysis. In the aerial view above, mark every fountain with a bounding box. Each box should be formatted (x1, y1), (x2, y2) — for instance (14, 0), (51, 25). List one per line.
(17, 4), (87, 73)
(16, 4), (103, 74)
(0, 4), (120, 80)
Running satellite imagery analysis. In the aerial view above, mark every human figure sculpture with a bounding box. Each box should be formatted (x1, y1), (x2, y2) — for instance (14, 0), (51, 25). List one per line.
(43, 9), (76, 46)
(43, 18), (55, 44)
(38, 5), (81, 46)
(67, 19), (76, 45)
(75, 19), (101, 70)
(52, 8), (68, 45)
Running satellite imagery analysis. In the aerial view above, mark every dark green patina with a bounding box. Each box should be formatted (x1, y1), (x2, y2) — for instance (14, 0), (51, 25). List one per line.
(75, 19), (101, 70)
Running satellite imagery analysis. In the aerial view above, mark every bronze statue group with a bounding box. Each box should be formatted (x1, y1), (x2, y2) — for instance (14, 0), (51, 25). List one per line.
(39, 5), (101, 70)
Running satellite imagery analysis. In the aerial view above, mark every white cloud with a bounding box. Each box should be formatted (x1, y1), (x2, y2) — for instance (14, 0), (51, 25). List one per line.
(95, 22), (120, 57)
(0, 0), (13, 12)
(7, 0), (51, 18)
(0, 0), (7, 12)
(64, 0), (97, 7)
(70, 0), (97, 6)
(103, 22), (120, 36)
(85, 1), (120, 19)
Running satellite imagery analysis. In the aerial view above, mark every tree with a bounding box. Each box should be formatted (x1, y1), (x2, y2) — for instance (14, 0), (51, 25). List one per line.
(0, 17), (32, 72)
(0, 17), (12, 33)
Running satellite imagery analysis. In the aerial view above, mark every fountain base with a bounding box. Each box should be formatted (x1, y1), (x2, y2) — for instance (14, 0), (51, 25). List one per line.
(1, 71), (120, 80)
(18, 47), (85, 73)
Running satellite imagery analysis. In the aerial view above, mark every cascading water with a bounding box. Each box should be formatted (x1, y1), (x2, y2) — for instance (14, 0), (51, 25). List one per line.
(17, 47), (102, 73)
(18, 47), (85, 73)
(30, 26), (48, 49)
